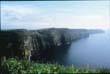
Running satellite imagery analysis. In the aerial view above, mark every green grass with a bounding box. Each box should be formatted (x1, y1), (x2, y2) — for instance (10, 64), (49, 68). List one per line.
(0, 58), (110, 74)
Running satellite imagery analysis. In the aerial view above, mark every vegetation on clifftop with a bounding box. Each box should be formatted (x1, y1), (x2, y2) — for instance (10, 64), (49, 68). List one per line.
(0, 58), (110, 74)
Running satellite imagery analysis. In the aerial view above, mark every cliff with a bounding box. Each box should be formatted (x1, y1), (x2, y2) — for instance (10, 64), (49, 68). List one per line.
(0, 28), (89, 61)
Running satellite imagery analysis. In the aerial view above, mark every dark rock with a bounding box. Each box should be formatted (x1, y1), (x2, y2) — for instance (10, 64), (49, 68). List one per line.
(0, 28), (89, 61)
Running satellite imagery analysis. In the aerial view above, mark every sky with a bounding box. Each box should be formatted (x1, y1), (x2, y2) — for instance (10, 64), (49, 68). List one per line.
(1, 1), (110, 30)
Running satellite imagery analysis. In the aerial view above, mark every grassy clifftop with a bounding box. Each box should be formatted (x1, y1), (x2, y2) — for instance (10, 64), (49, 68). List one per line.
(0, 58), (110, 74)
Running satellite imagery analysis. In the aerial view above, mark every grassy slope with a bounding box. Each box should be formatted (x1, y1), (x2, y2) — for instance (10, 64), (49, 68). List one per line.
(0, 58), (110, 74)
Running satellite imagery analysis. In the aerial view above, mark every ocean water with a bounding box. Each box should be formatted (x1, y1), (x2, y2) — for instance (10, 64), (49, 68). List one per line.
(54, 30), (110, 68)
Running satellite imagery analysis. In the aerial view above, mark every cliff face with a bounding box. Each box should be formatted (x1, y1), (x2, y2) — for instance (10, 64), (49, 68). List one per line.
(0, 29), (33, 59)
(0, 28), (89, 60)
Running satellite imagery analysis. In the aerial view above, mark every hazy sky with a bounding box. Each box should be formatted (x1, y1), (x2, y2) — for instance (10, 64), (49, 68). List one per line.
(1, 1), (110, 30)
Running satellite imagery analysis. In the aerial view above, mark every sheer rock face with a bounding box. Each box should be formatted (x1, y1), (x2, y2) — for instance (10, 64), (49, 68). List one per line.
(0, 29), (33, 59)
(0, 28), (89, 60)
